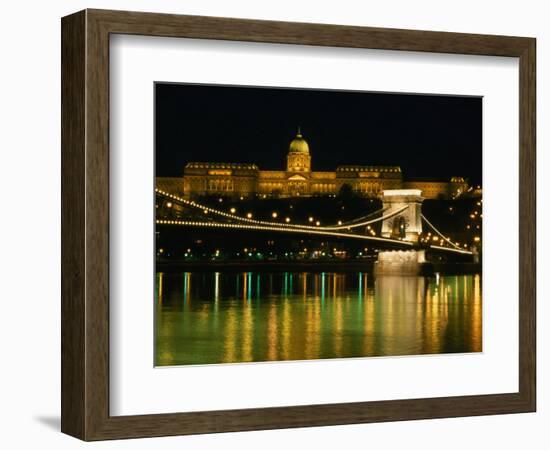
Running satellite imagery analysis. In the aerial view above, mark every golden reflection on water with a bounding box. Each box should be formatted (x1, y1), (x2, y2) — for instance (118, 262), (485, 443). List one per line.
(267, 300), (278, 361)
(241, 295), (253, 362)
(157, 272), (163, 305)
(472, 274), (482, 350)
(183, 272), (191, 309)
(155, 271), (482, 366)
(282, 297), (292, 361)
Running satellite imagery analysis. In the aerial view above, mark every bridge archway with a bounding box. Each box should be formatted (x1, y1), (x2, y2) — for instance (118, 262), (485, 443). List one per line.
(391, 216), (407, 239)
(380, 189), (424, 243)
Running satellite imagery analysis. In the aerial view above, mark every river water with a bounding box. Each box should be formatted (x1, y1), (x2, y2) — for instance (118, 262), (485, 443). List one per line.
(155, 272), (481, 366)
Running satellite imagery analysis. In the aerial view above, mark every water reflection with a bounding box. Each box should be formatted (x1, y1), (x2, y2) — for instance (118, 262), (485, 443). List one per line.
(155, 272), (482, 366)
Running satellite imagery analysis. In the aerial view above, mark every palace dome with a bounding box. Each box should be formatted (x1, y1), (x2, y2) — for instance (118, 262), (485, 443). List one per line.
(288, 128), (310, 154)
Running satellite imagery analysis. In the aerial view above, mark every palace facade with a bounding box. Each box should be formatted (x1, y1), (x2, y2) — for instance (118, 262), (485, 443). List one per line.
(156, 129), (469, 200)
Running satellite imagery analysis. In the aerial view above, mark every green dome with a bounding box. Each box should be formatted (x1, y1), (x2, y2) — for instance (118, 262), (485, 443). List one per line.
(288, 128), (310, 154)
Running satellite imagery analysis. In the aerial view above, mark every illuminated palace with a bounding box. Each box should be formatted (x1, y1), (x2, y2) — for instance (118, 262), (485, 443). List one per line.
(157, 129), (469, 200)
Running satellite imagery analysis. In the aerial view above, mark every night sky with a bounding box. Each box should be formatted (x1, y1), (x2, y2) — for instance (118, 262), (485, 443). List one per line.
(155, 83), (482, 184)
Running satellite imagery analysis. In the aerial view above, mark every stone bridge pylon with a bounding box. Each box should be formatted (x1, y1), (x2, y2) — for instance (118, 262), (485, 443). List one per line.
(380, 189), (424, 243)
(376, 189), (429, 275)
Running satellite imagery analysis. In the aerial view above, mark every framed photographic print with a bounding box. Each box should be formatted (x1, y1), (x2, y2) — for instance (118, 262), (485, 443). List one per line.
(61, 9), (536, 440)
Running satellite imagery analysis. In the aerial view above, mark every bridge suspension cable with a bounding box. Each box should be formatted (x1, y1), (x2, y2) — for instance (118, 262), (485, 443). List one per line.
(155, 189), (407, 231)
(331, 207), (390, 228)
(428, 244), (473, 255)
(157, 219), (472, 255)
(321, 206), (408, 231)
(155, 191), (473, 255)
(421, 213), (463, 251)
(156, 219), (415, 246)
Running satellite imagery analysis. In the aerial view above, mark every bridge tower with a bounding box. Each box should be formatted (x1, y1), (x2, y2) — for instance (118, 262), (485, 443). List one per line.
(375, 189), (430, 275)
(380, 189), (424, 243)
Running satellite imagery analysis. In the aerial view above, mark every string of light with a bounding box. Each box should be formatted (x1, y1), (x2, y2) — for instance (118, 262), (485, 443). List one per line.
(421, 213), (464, 251)
(156, 189), (473, 256)
(156, 219), (416, 246)
(155, 188), (407, 231)
(429, 245), (473, 255)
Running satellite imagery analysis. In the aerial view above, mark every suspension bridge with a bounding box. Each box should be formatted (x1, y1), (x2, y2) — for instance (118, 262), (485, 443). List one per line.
(155, 188), (473, 257)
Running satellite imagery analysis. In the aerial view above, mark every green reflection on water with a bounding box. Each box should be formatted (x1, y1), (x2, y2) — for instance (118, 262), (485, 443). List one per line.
(155, 272), (482, 366)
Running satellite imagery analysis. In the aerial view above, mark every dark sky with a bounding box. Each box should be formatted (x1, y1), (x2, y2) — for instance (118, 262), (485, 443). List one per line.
(155, 83), (482, 184)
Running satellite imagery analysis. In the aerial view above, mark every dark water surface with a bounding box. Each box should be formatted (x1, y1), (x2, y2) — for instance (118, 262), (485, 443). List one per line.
(155, 272), (482, 366)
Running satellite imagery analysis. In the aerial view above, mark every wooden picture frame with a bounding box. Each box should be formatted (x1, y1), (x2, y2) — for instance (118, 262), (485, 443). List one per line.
(61, 9), (536, 441)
